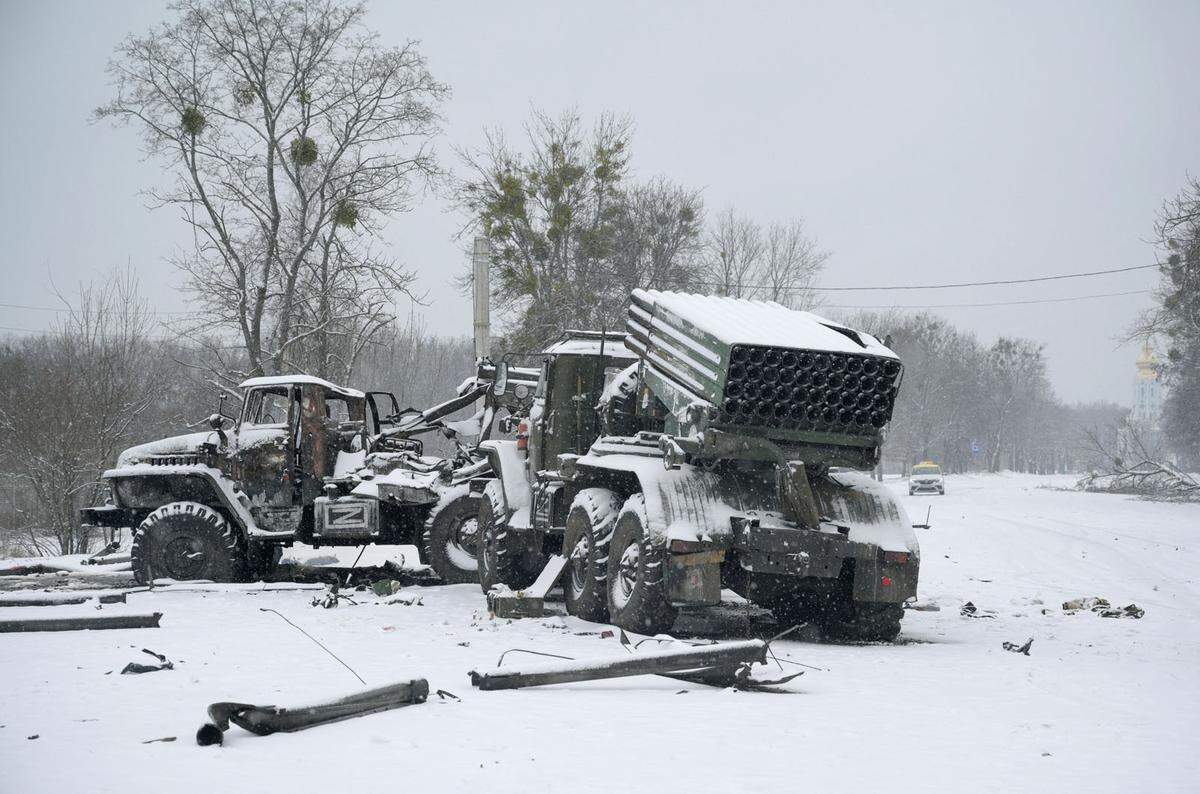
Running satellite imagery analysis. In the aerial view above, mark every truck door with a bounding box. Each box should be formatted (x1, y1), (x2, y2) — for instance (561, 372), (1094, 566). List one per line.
(366, 391), (401, 435)
(234, 385), (298, 507)
(296, 385), (368, 504)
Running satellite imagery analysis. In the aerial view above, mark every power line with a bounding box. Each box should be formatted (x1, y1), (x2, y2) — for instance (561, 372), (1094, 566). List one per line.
(0, 289), (1153, 338)
(0, 324), (179, 341)
(0, 263), (1164, 314)
(822, 289), (1153, 310)
(0, 301), (190, 315)
(697, 262), (1161, 293)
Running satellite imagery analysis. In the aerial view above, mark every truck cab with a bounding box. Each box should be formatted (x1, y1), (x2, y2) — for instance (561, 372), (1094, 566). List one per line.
(80, 374), (448, 584)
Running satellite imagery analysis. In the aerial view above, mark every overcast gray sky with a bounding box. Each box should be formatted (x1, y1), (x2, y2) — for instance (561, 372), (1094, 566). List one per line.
(1, 0), (1196, 405)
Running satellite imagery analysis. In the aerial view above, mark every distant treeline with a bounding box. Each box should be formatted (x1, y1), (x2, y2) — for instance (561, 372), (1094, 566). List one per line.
(832, 310), (1128, 476)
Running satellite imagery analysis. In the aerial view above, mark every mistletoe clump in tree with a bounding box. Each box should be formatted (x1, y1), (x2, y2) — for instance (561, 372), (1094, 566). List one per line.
(97, 0), (448, 380)
(455, 110), (706, 351)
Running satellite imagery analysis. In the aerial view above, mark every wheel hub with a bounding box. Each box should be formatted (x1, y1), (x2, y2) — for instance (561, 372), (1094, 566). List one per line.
(569, 534), (591, 597)
(162, 535), (206, 579)
(613, 542), (639, 607)
(445, 517), (480, 570)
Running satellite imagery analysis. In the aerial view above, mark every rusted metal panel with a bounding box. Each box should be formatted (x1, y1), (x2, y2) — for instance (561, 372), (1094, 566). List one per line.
(299, 383), (327, 504)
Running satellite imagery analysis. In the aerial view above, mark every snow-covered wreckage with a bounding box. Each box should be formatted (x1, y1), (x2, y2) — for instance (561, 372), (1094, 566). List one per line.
(80, 368), (536, 586)
(476, 290), (919, 640)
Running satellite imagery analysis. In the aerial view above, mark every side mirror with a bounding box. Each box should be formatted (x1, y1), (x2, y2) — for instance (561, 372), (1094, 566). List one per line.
(216, 391), (238, 421)
(493, 362), (509, 396)
(207, 413), (230, 448)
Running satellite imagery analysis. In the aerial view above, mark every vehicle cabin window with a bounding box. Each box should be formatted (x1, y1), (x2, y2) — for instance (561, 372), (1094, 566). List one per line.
(244, 387), (293, 427)
(325, 395), (351, 424)
(913, 464), (941, 475)
(535, 360), (550, 399)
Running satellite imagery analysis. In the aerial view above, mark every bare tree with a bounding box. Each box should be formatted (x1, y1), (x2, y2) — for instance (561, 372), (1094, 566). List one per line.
(980, 338), (1051, 472)
(0, 269), (164, 555)
(96, 0), (446, 380)
(759, 220), (829, 309)
(704, 208), (764, 298)
(609, 177), (705, 298)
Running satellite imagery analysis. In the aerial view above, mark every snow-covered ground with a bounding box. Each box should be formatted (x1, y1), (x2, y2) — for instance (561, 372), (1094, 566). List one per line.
(1, 474), (1196, 793)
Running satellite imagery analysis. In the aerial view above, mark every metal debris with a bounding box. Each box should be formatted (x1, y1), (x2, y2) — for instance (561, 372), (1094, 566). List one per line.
(120, 648), (174, 674)
(1002, 638), (1034, 655)
(0, 593), (127, 607)
(469, 639), (773, 691)
(196, 678), (429, 745)
(0, 613), (162, 633)
(1062, 597), (1145, 619)
(960, 601), (996, 619)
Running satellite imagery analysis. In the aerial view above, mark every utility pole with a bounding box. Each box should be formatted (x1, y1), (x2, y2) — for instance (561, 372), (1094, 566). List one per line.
(472, 236), (491, 361)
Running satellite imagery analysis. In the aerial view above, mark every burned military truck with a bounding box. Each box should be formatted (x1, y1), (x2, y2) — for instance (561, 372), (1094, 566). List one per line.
(476, 291), (919, 641)
(81, 371), (532, 585)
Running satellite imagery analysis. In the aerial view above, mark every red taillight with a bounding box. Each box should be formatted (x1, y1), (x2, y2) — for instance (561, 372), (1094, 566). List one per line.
(516, 420), (529, 451)
(882, 576), (893, 587)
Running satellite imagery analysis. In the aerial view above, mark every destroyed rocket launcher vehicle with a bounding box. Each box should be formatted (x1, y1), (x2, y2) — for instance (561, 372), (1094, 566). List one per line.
(475, 290), (920, 641)
(81, 366), (538, 586)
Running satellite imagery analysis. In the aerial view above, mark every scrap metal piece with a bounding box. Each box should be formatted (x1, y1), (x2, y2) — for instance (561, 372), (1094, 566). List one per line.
(121, 648), (174, 674)
(198, 678), (429, 744)
(0, 612), (162, 633)
(1002, 638), (1034, 656)
(486, 554), (569, 619)
(469, 639), (769, 691)
(0, 593), (127, 607)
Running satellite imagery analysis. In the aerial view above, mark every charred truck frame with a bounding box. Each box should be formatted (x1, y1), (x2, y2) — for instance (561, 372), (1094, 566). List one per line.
(82, 370), (535, 585)
(476, 291), (920, 640)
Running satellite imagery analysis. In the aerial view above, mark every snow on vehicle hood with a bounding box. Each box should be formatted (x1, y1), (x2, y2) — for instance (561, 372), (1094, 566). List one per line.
(350, 465), (444, 499)
(116, 431), (218, 466)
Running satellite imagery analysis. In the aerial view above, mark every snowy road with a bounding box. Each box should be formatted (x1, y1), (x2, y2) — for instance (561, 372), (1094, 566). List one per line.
(1, 474), (1197, 793)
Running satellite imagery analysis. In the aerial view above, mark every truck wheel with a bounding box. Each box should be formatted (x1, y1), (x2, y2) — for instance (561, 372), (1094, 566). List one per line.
(422, 486), (480, 585)
(478, 482), (541, 593)
(822, 602), (903, 642)
(131, 501), (243, 585)
(563, 488), (622, 622)
(607, 494), (677, 635)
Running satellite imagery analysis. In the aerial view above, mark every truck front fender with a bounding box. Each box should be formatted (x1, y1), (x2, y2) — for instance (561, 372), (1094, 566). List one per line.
(103, 463), (266, 541)
(477, 440), (532, 529)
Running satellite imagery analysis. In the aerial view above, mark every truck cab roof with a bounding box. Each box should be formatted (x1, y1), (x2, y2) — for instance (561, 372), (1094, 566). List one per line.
(239, 374), (366, 399)
(541, 331), (637, 360)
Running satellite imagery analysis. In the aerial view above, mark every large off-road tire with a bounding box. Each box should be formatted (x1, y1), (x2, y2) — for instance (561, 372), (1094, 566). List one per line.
(821, 602), (904, 642)
(606, 494), (677, 635)
(562, 488), (622, 622)
(131, 501), (244, 585)
(422, 486), (480, 585)
(477, 481), (542, 593)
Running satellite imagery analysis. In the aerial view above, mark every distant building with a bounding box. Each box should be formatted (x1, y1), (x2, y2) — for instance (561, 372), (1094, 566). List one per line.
(1131, 341), (1163, 424)
(1123, 340), (1168, 461)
